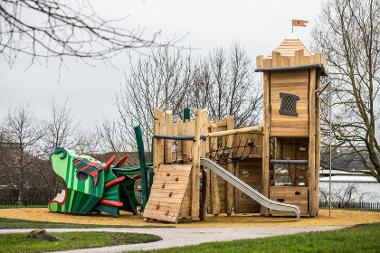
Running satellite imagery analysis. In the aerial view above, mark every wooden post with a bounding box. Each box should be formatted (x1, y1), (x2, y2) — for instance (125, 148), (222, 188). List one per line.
(182, 115), (192, 163)
(164, 110), (173, 164)
(199, 109), (209, 220)
(261, 72), (271, 215)
(225, 115), (234, 215)
(308, 69), (317, 217)
(209, 124), (221, 215)
(191, 109), (202, 221)
(153, 108), (164, 174)
(314, 72), (321, 215)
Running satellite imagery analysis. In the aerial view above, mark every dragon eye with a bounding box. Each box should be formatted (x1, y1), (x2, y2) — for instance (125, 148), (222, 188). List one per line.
(77, 171), (88, 181)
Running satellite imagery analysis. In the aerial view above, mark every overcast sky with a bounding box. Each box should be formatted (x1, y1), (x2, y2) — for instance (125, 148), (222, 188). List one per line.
(0, 0), (324, 129)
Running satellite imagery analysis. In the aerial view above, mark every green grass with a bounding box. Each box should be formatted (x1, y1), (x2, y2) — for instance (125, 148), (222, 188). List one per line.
(0, 218), (126, 229)
(0, 218), (173, 229)
(129, 223), (380, 253)
(0, 232), (161, 253)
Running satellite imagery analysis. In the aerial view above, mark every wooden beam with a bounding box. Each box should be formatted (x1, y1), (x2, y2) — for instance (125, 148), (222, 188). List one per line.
(200, 109), (209, 220)
(261, 72), (271, 215)
(153, 108), (164, 174)
(308, 68), (317, 217)
(191, 109), (201, 221)
(225, 115), (234, 216)
(164, 110), (173, 164)
(209, 124), (221, 215)
(208, 126), (263, 137)
(314, 70), (321, 215)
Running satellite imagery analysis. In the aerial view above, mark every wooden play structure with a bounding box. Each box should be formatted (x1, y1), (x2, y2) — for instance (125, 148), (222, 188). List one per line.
(143, 36), (326, 223)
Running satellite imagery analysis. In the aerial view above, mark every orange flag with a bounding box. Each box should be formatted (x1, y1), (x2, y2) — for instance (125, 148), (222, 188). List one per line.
(292, 19), (308, 27)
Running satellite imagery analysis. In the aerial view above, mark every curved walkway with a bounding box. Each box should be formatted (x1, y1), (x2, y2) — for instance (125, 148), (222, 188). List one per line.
(0, 226), (345, 253)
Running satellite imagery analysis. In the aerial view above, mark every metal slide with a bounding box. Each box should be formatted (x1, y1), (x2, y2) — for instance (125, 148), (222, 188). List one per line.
(200, 158), (301, 219)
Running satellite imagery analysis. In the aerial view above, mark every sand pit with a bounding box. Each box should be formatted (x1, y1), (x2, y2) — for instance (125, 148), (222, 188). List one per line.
(0, 208), (379, 228)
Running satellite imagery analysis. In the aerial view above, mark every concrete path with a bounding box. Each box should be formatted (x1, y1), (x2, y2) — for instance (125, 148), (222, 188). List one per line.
(0, 226), (345, 253)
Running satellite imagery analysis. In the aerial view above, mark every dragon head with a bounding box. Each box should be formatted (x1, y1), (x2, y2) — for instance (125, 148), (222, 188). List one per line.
(48, 147), (141, 217)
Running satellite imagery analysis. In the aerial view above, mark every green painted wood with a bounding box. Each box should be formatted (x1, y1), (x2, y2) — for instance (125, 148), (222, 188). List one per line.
(134, 125), (148, 209)
(183, 108), (191, 122)
(48, 147), (140, 217)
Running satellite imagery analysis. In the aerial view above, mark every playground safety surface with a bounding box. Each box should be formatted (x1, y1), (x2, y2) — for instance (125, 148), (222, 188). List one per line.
(0, 209), (379, 228)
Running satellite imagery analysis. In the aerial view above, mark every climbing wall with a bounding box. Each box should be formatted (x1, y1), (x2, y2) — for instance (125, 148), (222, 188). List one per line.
(143, 164), (192, 223)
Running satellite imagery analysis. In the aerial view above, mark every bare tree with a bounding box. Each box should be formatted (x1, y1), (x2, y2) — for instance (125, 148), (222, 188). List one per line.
(116, 45), (262, 152)
(191, 44), (262, 126)
(40, 100), (79, 158)
(320, 183), (376, 206)
(0, 0), (163, 65)
(313, 0), (380, 182)
(39, 100), (89, 193)
(95, 118), (129, 153)
(117, 47), (193, 152)
(2, 103), (43, 204)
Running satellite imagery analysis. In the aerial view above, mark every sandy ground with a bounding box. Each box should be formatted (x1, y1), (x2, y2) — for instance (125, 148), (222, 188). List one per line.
(0, 208), (379, 227)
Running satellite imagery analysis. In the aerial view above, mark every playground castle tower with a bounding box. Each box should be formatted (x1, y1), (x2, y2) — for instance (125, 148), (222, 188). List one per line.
(256, 36), (326, 216)
(143, 36), (326, 223)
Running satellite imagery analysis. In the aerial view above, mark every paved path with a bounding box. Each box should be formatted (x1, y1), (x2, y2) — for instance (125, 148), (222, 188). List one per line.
(0, 226), (345, 253)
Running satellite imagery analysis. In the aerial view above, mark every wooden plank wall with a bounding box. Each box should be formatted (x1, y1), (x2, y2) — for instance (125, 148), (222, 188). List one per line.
(270, 70), (309, 137)
(152, 108), (209, 221)
(234, 158), (262, 213)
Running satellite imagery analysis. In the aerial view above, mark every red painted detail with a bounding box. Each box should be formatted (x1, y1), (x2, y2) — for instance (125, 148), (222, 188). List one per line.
(99, 199), (123, 207)
(132, 174), (141, 180)
(88, 170), (99, 185)
(103, 155), (116, 171)
(48, 188), (67, 206)
(115, 156), (128, 168)
(74, 160), (82, 166)
(78, 161), (97, 171)
(105, 176), (126, 189)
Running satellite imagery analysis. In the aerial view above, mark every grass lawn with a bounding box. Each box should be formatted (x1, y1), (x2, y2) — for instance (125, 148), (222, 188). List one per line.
(0, 232), (161, 253)
(0, 218), (167, 229)
(129, 223), (380, 253)
(0, 218), (116, 229)
(0, 218), (134, 229)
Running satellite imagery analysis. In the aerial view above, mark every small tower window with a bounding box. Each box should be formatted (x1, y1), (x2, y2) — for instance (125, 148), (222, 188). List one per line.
(279, 92), (300, 116)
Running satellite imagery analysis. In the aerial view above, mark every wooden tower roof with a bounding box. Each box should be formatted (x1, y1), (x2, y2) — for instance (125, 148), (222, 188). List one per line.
(267, 36), (311, 59)
(256, 35), (326, 75)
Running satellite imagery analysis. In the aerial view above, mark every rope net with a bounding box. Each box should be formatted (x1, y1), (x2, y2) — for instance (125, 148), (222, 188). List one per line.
(208, 134), (260, 165)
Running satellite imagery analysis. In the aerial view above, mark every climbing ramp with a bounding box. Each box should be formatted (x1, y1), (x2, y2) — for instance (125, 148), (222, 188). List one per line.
(143, 164), (192, 223)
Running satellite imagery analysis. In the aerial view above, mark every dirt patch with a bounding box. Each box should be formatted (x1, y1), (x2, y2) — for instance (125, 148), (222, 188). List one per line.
(0, 208), (379, 228)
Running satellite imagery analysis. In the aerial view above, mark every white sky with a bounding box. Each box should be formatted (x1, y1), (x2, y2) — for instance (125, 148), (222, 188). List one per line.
(0, 0), (324, 129)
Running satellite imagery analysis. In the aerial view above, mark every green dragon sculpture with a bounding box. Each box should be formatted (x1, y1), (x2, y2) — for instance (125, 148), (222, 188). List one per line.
(48, 147), (141, 217)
